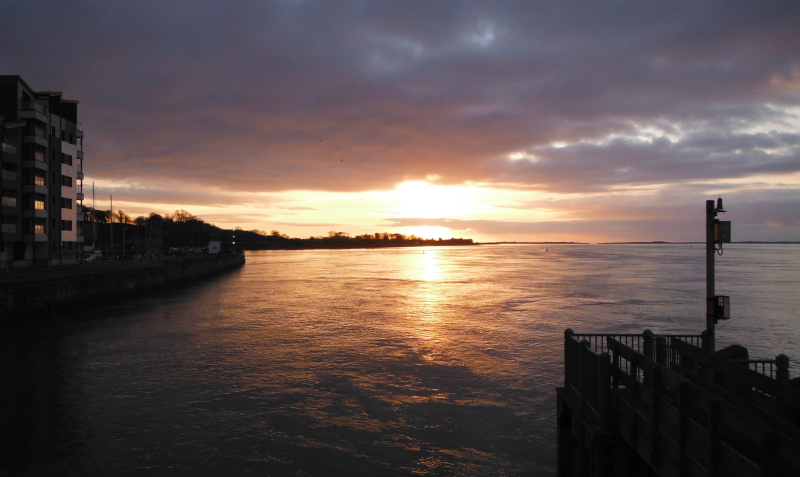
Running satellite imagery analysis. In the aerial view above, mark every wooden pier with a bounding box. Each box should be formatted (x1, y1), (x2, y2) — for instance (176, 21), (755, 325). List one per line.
(557, 329), (800, 476)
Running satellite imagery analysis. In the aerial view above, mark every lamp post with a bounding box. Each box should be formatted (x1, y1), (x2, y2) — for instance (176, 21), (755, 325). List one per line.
(705, 198), (731, 352)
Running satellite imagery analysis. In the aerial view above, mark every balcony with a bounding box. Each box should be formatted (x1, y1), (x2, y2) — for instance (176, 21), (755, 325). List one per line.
(76, 171), (84, 180)
(23, 135), (48, 148)
(23, 209), (48, 219)
(18, 101), (48, 123)
(1, 170), (17, 181)
(76, 192), (85, 201)
(22, 158), (48, 172)
(22, 185), (47, 196)
(2, 197), (17, 208)
(2, 223), (16, 234)
(19, 100), (46, 114)
(1, 143), (18, 156)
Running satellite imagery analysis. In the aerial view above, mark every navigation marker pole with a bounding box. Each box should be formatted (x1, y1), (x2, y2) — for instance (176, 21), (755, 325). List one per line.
(705, 198), (731, 352)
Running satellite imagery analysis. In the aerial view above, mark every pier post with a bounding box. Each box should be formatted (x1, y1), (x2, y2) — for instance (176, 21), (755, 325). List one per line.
(656, 336), (667, 367)
(643, 329), (654, 360)
(776, 354), (790, 382)
(598, 352), (611, 431)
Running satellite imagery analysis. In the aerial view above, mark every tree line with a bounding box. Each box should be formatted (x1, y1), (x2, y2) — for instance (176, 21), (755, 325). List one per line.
(81, 208), (474, 251)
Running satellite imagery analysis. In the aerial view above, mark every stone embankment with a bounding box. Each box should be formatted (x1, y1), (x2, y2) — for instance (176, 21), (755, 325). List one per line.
(0, 253), (245, 320)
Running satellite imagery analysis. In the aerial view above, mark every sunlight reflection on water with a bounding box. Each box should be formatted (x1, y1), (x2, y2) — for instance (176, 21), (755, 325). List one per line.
(2, 244), (800, 476)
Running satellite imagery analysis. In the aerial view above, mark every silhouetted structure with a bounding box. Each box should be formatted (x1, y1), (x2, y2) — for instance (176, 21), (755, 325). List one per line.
(0, 76), (85, 268)
(557, 330), (800, 476)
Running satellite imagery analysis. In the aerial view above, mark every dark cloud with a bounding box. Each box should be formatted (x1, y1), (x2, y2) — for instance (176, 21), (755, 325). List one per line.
(2, 1), (799, 240)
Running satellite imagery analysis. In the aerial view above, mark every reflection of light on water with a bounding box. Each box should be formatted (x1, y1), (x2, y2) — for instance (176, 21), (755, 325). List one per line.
(419, 249), (441, 282)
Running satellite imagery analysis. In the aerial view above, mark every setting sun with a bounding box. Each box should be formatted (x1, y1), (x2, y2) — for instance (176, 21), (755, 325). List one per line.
(393, 182), (483, 219)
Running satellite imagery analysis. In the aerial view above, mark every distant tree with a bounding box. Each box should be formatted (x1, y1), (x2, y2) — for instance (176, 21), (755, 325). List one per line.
(172, 209), (195, 222)
(114, 209), (132, 224)
(270, 230), (282, 236)
(134, 216), (147, 226)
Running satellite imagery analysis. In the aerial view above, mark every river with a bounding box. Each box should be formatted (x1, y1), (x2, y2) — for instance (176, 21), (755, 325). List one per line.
(2, 244), (799, 476)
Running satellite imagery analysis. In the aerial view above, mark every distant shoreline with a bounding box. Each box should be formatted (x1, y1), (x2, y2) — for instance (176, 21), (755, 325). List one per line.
(477, 241), (800, 245)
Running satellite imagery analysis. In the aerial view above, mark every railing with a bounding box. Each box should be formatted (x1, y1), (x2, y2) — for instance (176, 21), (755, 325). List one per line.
(574, 330), (703, 357)
(730, 358), (785, 380)
(1, 143), (18, 155)
(19, 100), (46, 114)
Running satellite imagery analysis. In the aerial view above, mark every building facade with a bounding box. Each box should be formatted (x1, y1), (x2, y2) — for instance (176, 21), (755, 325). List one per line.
(0, 75), (84, 268)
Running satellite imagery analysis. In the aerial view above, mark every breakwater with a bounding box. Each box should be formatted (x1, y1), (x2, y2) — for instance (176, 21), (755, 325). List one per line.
(0, 253), (245, 320)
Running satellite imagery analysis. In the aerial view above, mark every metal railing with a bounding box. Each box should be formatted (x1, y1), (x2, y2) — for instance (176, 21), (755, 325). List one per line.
(19, 100), (46, 114)
(1, 143), (18, 155)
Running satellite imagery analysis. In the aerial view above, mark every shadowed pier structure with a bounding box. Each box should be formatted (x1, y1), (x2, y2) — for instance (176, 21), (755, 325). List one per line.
(556, 329), (800, 476)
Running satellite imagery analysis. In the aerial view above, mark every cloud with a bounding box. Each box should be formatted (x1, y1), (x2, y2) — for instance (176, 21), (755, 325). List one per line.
(2, 1), (799, 240)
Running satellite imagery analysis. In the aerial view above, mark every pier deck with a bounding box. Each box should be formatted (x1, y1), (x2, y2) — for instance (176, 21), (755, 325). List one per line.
(557, 329), (800, 476)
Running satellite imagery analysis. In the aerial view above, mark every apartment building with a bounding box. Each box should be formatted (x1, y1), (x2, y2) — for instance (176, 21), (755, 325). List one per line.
(0, 75), (84, 268)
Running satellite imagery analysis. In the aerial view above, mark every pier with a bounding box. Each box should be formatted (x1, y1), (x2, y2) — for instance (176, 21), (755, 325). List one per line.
(556, 329), (800, 476)
(0, 252), (245, 321)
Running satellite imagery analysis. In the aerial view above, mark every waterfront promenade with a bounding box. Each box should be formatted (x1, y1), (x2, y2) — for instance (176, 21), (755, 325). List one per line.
(0, 253), (245, 320)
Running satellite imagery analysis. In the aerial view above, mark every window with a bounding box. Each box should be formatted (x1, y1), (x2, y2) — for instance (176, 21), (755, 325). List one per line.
(34, 218), (46, 235)
(2, 191), (17, 207)
(34, 193), (46, 211)
(61, 175), (72, 187)
(34, 149), (45, 162)
(61, 153), (72, 165)
(61, 220), (72, 231)
(51, 126), (56, 136)
(61, 197), (72, 209)
(34, 174), (45, 187)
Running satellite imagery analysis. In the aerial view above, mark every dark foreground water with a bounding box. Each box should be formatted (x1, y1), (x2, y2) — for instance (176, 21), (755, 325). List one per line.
(2, 244), (799, 476)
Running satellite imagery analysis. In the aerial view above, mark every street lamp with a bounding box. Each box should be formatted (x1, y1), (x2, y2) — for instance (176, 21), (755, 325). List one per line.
(705, 197), (732, 352)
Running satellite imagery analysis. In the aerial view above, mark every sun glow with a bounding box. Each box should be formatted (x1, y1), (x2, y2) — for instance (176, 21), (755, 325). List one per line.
(393, 181), (483, 218)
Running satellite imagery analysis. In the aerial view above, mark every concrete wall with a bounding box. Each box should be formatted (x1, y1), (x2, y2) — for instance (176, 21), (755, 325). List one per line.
(1, 253), (245, 320)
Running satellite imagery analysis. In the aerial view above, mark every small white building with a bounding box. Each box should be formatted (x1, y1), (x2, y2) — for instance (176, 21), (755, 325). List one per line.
(208, 234), (221, 254)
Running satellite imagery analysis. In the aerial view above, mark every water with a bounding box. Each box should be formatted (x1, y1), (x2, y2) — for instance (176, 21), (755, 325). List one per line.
(2, 244), (799, 476)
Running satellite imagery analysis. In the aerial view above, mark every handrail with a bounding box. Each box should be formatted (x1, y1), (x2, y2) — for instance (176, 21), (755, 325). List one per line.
(671, 338), (800, 412)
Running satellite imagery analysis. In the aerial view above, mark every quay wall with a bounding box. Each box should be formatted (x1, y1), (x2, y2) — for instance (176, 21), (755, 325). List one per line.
(0, 253), (246, 320)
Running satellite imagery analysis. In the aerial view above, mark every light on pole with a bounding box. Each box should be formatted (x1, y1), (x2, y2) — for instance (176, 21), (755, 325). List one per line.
(705, 197), (732, 352)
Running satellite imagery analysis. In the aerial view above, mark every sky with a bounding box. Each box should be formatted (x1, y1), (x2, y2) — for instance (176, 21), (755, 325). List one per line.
(2, 1), (799, 243)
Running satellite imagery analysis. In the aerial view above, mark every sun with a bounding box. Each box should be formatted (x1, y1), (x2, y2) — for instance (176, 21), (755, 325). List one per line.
(392, 181), (480, 219)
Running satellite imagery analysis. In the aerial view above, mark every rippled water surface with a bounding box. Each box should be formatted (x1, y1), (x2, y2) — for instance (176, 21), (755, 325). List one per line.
(2, 244), (800, 476)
